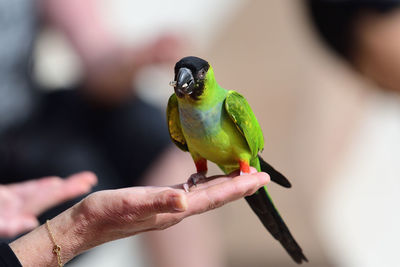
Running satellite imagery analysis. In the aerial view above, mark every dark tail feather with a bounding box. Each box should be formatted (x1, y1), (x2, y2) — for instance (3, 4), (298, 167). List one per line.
(245, 187), (308, 264)
(258, 155), (292, 188)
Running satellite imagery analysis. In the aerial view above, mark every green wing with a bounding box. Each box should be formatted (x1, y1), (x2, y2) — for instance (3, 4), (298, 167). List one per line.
(167, 94), (188, 151)
(225, 90), (264, 157)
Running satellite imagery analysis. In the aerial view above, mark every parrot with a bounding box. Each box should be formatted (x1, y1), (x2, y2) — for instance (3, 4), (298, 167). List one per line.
(166, 56), (307, 264)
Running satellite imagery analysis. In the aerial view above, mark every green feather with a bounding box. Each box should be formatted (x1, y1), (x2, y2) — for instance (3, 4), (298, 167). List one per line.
(167, 57), (307, 264)
(166, 94), (188, 151)
(225, 90), (264, 159)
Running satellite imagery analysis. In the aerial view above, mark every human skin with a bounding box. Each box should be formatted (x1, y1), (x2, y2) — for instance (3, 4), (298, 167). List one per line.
(0, 172), (97, 237)
(9, 169), (268, 267)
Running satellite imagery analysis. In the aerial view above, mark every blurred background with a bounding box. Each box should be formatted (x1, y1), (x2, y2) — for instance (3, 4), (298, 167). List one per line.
(2, 0), (400, 266)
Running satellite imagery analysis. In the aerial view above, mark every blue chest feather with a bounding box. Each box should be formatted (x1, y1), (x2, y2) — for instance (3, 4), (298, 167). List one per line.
(179, 102), (224, 139)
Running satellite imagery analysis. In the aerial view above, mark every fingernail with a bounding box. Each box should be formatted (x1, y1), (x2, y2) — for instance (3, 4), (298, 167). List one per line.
(173, 194), (188, 212)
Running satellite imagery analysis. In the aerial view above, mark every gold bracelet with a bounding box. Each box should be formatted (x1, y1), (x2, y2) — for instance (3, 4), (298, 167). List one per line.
(46, 220), (63, 267)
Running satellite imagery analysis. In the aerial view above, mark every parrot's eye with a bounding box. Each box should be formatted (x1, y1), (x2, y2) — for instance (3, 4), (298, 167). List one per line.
(198, 69), (206, 80)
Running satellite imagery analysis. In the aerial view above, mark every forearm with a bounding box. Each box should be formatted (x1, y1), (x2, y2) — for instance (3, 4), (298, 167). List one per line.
(9, 205), (87, 267)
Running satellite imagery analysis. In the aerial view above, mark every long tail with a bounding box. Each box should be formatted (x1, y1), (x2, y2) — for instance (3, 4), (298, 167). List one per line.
(246, 156), (308, 264)
(258, 155), (291, 188)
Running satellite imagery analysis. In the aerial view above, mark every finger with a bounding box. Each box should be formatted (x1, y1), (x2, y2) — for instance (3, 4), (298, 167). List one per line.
(0, 216), (39, 238)
(180, 167), (259, 192)
(186, 172), (269, 215)
(152, 172), (269, 229)
(63, 171), (98, 194)
(228, 167), (258, 177)
(171, 175), (228, 191)
(138, 189), (188, 219)
(33, 172), (98, 214)
(53, 171), (97, 197)
(183, 176), (231, 191)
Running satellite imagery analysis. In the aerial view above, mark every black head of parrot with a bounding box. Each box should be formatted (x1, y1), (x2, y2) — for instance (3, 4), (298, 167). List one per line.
(171, 56), (210, 100)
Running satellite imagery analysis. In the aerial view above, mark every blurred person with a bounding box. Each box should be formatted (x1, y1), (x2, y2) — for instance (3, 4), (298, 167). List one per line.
(0, 1), (38, 135)
(1, 169), (269, 267)
(0, 0), (232, 267)
(306, 1), (400, 266)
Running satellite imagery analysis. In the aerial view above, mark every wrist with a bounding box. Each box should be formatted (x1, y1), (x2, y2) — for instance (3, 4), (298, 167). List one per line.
(50, 204), (89, 264)
(9, 204), (90, 267)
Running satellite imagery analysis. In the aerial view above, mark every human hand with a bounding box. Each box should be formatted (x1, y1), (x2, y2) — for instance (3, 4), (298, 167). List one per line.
(0, 172), (97, 237)
(73, 170), (269, 250)
(9, 170), (268, 267)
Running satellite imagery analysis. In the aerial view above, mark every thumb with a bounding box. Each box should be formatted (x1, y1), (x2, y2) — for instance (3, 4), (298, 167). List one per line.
(141, 190), (188, 218)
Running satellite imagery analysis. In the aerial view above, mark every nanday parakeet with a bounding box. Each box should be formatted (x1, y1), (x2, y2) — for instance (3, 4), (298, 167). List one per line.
(167, 56), (307, 264)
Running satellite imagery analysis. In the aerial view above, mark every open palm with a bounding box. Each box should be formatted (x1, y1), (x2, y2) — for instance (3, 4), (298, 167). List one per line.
(0, 172), (97, 237)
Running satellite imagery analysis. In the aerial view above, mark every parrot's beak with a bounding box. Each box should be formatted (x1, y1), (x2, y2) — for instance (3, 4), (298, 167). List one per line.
(174, 67), (195, 97)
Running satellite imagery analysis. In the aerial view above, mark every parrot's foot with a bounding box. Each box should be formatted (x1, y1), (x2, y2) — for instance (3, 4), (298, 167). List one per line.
(183, 172), (207, 192)
(189, 172), (207, 186)
(240, 171), (250, 176)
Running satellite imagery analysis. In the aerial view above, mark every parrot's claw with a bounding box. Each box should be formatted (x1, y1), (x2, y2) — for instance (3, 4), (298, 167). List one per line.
(183, 183), (190, 192)
(186, 172), (207, 189)
(189, 172), (207, 186)
(240, 171), (250, 176)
